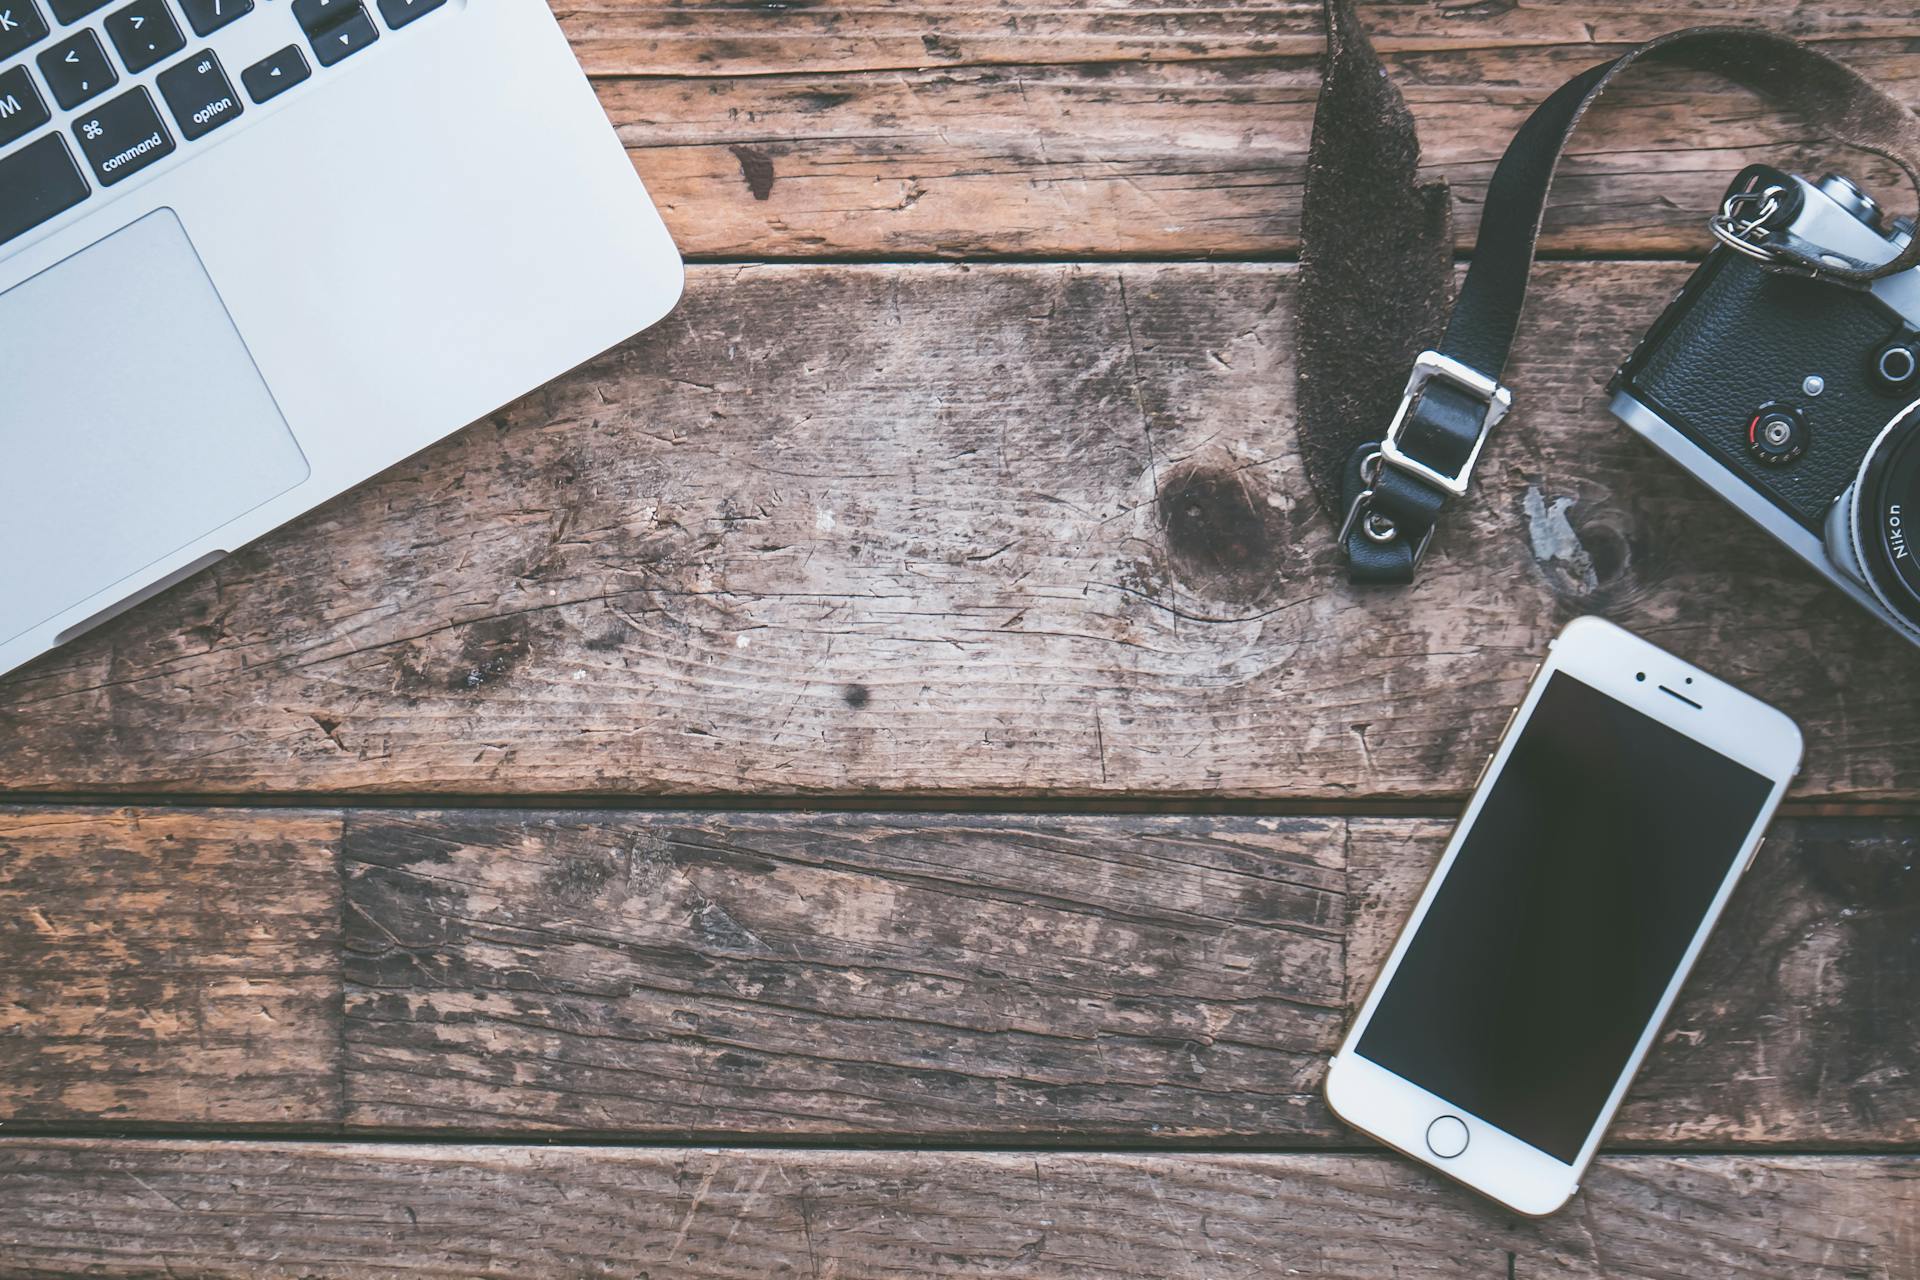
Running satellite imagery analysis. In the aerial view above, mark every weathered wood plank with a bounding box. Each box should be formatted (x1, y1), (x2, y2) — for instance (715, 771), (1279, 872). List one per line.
(341, 811), (1349, 1140)
(3, 264), (1915, 800)
(590, 25), (1920, 258)
(341, 811), (1920, 1144)
(0, 809), (342, 1128)
(561, 0), (1920, 76)
(2, 1141), (1914, 1278)
(3, 809), (1909, 1144)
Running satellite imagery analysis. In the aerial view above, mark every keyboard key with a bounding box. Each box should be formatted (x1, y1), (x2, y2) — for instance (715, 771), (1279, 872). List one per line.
(0, 62), (49, 148)
(156, 49), (237, 140)
(0, 0), (49, 63)
(45, 0), (106, 23)
(290, 0), (351, 33)
(103, 0), (183, 73)
(174, 0), (249, 38)
(72, 85), (172, 185)
(38, 29), (114, 110)
(0, 133), (87, 247)
(375, 0), (440, 28)
(240, 44), (306, 103)
(307, 3), (373, 65)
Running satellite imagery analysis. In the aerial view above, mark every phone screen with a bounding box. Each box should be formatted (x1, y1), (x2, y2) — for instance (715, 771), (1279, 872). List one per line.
(1355, 671), (1774, 1163)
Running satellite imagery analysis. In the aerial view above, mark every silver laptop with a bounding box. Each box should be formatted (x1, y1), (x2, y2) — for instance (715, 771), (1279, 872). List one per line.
(0, 0), (682, 677)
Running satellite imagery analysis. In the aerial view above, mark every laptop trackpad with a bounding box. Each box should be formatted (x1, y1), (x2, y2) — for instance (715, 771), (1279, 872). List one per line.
(0, 209), (308, 645)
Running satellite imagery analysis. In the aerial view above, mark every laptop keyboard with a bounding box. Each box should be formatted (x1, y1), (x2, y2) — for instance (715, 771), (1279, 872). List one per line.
(0, 0), (445, 250)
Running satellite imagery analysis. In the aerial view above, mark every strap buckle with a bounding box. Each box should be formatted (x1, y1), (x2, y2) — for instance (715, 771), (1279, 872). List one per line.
(1338, 450), (1436, 566)
(1379, 350), (1513, 498)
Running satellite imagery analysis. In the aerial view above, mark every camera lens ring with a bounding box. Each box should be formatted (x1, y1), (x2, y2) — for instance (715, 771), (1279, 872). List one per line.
(1847, 399), (1920, 637)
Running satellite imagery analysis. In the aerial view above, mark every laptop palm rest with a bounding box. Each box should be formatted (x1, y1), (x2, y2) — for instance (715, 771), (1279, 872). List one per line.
(0, 208), (308, 647)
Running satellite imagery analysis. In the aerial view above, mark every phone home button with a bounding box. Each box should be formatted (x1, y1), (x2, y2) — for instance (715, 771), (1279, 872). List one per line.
(1425, 1115), (1469, 1159)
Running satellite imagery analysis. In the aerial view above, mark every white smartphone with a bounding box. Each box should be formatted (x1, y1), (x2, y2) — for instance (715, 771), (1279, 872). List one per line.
(1325, 616), (1802, 1216)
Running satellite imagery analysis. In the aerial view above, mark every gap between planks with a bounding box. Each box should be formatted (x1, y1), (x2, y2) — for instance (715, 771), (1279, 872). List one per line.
(0, 1130), (1911, 1159)
(0, 793), (1917, 818)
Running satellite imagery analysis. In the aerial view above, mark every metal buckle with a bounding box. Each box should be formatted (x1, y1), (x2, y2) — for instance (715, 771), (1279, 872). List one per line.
(1338, 450), (1436, 566)
(1379, 350), (1513, 498)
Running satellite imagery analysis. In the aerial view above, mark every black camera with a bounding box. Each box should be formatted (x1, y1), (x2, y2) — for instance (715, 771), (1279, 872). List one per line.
(1611, 165), (1920, 645)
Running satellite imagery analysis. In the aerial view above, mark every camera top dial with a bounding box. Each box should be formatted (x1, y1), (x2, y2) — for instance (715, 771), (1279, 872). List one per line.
(1817, 173), (1884, 229)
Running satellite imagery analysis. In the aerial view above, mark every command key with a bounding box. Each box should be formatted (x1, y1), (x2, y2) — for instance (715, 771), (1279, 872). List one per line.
(73, 85), (175, 186)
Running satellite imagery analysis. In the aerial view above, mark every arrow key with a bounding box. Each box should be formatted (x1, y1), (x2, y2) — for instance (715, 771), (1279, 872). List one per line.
(376, 0), (443, 29)
(37, 29), (116, 111)
(104, 0), (185, 74)
(307, 3), (375, 66)
(241, 44), (309, 104)
(291, 0), (352, 34)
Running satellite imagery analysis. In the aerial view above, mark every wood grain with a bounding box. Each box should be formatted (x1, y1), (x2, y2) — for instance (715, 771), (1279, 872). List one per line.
(6, 7), (1913, 1270)
(559, 0), (1920, 76)
(4, 264), (1917, 800)
(341, 810), (1349, 1141)
(341, 811), (1919, 1145)
(1, 1141), (1914, 1278)
(0, 809), (342, 1128)
(577, 8), (1920, 258)
(6, 808), (1912, 1146)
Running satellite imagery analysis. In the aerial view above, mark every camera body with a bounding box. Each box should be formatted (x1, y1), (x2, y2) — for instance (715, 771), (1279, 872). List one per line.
(1610, 166), (1920, 645)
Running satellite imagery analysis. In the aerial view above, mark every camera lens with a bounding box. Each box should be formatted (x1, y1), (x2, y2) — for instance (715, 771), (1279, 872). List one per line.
(1746, 402), (1807, 466)
(1847, 402), (1920, 632)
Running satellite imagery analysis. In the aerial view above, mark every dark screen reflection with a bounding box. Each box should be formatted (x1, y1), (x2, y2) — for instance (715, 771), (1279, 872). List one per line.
(1356, 673), (1771, 1162)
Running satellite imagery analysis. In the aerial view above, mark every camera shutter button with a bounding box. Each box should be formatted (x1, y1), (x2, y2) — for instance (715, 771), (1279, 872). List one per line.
(1746, 402), (1808, 466)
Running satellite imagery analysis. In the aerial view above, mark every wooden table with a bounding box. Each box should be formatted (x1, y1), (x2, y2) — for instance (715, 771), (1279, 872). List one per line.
(3, 2), (1917, 1275)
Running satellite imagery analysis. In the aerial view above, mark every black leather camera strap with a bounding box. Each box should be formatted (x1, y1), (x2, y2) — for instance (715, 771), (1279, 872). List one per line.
(1298, 6), (1920, 584)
